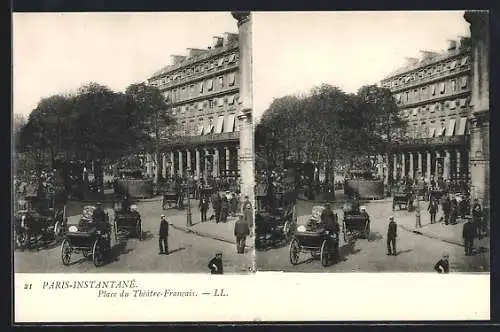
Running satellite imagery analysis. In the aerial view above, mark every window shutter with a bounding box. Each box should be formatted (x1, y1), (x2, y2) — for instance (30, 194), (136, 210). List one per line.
(200, 82), (204, 93)
(208, 79), (213, 90)
(218, 58), (224, 66)
(440, 82), (446, 93)
(228, 54), (236, 63)
(461, 77), (468, 88)
(229, 72), (236, 86)
(431, 84), (436, 95)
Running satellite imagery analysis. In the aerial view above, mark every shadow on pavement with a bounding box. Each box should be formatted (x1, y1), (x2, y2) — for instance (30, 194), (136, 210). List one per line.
(339, 241), (361, 262)
(367, 232), (384, 242)
(141, 231), (155, 241)
(395, 248), (413, 256)
(168, 246), (189, 255)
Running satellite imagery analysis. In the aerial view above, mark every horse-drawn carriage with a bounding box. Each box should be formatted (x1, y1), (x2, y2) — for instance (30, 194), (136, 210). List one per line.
(342, 202), (370, 242)
(392, 185), (414, 211)
(113, 201), (142, 240)
(162, 182), (180, 210)
(14, 194), (67, 250)
(255, 182), (297, 249)
(60, 205), (113, 267)
(289, 205), (339, 267)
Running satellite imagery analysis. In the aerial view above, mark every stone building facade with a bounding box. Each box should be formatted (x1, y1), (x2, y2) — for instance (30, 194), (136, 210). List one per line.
(380, 36), (473, 183)
(146, 32), (241, 181)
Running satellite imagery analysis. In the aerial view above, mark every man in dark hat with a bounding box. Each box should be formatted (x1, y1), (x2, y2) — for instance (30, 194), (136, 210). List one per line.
(242, 195), (253, 235)
(199, 194), (209, 223)
(208, 252), (223, 274)
(159, 214), (169, 255)
(462, 218), (475, 256)
(387, 216), (397, 256)
(472, 199), (482, 239)
(92, 202), (107, 225)
(234, 215), (250, 254)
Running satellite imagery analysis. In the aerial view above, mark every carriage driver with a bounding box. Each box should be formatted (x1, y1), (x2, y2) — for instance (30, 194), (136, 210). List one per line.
(320, 203), (340, 240)
(92, 202), (109, 230)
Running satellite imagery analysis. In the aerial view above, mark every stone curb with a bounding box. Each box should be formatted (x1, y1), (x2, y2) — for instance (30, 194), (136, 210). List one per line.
(168, 222), (255, 249)
(398, 224), (464, 247)
(297, 197), (393, 204)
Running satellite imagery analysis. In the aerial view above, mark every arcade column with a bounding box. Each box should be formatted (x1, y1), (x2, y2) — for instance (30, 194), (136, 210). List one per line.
(232, 11), (255, 206)
(465, 11), (490, 227)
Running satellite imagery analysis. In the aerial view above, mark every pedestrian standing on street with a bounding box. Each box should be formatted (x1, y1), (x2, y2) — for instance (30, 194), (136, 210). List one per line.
(434, 253), (450, 273)
(442, 195), (451, 225)
(199, 194), (209, 223)
(450, 197), (458, 225)
(159, 215), (169, 255)
(208, 252), (223, 274)
(242, 195), (253, 236)
(387, 216), (397, 256)
(211, 191), (221, 223)
(472, 199), (482, 239)
(234, 215), (250, 254)
(427, 197), (439, 224)
(230, 192), (238, 216)
(221, 195), (229, 223)
(415, 198), (422, 228)
(462, 218), (475, 256)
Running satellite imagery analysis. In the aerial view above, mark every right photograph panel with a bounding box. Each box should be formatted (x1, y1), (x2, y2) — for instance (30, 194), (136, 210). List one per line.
(253, 11), (490, 273)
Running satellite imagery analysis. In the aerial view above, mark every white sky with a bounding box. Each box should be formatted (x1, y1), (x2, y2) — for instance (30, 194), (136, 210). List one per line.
(12, 12), (237, 116)
(253, 11), (470, 120)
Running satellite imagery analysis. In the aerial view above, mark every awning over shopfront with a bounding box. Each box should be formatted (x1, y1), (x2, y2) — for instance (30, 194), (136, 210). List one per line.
(205, 123), (214, 135)
(457, 117), (467, 136)
(224, 114), (236, 133)
(198, 125), (204, 136)
(215, 116), (225, 133)
(446, 119), (456, 137)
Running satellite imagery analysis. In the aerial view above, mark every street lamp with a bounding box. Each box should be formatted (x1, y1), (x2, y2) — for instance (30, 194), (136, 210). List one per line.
(186, 169), (192, 227)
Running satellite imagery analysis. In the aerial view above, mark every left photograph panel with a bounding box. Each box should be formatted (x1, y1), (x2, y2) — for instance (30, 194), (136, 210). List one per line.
(12, 12), (254, 274)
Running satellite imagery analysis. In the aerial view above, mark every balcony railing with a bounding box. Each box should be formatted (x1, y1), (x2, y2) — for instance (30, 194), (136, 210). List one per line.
(160, 132), (240, 147)
(392, 135), (467, 149)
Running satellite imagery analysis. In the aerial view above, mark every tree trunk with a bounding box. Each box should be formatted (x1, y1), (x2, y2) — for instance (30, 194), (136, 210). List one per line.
(155, 148), (163, 184)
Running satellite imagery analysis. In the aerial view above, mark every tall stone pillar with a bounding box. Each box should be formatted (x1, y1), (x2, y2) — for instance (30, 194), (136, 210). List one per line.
(195, 149), (201, 179)
(213, 147), (219, 178)
(186, 149), (192, 173)
(443, 150), (451, 180)
(162, 153), (167, 179)
(225, 147), (231, 172)
(434, 151), (441, 178)
(178, 150), (183, 177)
(456, 150), (461, 179)
(408, 153), (414, 180)
(170, 151), (175, 177)
(232, 11), (255, 206)
(426, 151), (432, 182)
(204, 148), (210, 180)
(146, 154), (153, 177)
(401, 153), (406, 178)
(465, 11), (490, 226)
(393, 154), (397, 180)
(377, 154), (384, 181)
(417, 152), (423, 178)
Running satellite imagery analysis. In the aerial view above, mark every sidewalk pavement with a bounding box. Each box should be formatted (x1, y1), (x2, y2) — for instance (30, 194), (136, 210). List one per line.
(166, 209), (254, 250)
(298, 190), (393, 204)
(396, 201), (490, 251)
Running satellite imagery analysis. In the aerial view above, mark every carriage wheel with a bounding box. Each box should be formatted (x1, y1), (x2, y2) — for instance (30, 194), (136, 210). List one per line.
(320, 240), (329, 267)
(61, 239), (71, 265)
(282, 221), (290, 243)
(54, 221), (62, 240)
(92, 239), (105, 267)
(289, 238), (300, 265)
(136, 220), (142, 241)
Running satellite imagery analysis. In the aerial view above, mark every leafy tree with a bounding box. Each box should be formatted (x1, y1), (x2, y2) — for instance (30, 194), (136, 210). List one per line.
(125, 83), (176, 182)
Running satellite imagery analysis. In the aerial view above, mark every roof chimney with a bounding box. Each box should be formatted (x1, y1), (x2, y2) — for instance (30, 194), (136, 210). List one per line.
(212, 36), (223, 48)
(404, 57), (419, 66)
(187, 48), (206, 58)
(419, 50), (439, 61)
(447, 40), (457, 50)
(222, 32), (238, 46)
(171, 55), (186, 65)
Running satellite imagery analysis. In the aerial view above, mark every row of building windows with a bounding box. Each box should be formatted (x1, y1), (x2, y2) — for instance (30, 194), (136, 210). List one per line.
(395, 76), (468, 105)
(405, 118), (467, 140)
(165, 72), (237, 103)
(171, 94), (239, 115)
(383, 55), (470, 89)
(175, 113), (239, 136)
(400, 97), (470, 118)
(151, 52), (239, 88)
